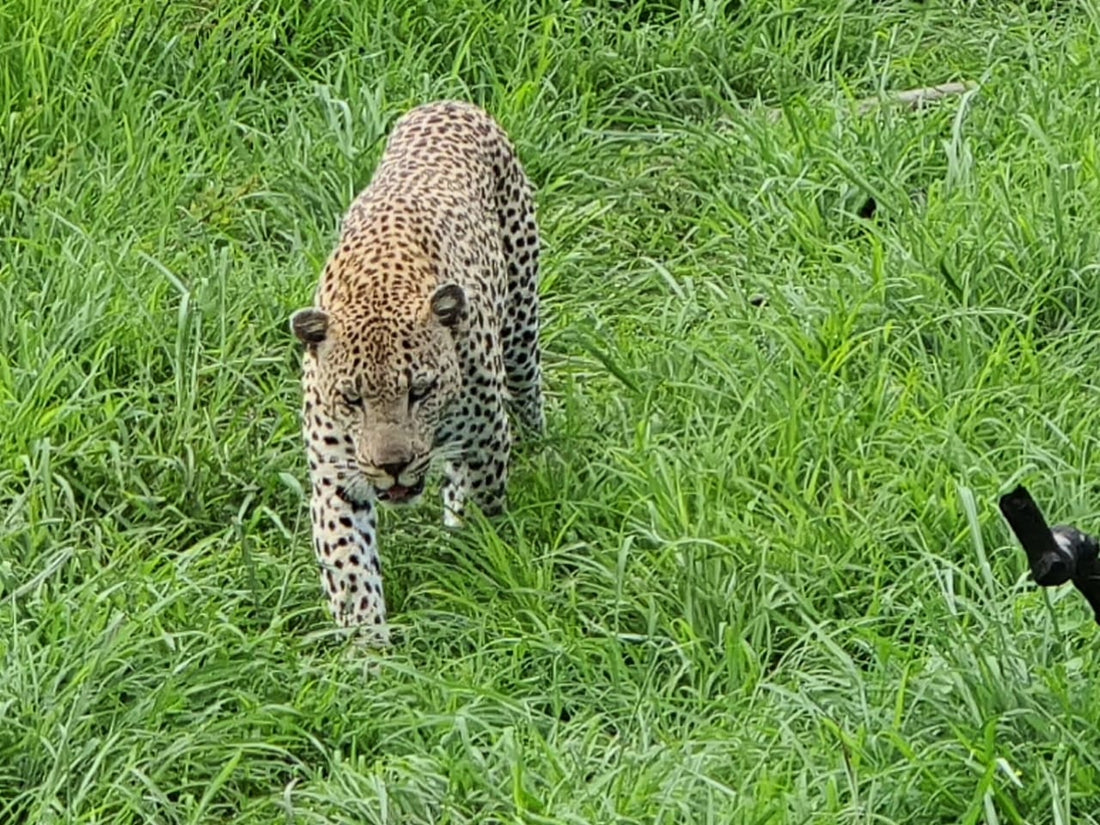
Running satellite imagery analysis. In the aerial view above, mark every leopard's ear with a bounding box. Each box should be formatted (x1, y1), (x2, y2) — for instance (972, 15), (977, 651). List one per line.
(290, 308), (329, 345)
(429, 284), (466, 329)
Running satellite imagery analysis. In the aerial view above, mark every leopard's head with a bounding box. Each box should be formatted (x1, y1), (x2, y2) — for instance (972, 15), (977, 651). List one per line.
(290, 283), (466, 505)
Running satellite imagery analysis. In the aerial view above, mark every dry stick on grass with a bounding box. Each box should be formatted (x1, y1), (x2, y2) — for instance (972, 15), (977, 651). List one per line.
(762, 80), (977, 122)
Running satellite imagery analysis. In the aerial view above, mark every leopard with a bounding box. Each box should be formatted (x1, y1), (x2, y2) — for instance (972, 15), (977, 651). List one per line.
(288, 100), (544, 645)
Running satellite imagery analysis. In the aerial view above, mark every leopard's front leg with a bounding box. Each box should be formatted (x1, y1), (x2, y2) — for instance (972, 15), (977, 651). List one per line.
(440, 389), (512, 528)
(303, 398), (389, 646)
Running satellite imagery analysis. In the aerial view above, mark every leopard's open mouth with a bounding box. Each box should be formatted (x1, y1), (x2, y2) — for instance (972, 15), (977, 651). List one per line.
(375, 477), (425, 504)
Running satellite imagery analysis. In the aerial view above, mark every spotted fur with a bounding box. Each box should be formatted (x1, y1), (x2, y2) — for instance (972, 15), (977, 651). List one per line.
(289, 100), (544, 644)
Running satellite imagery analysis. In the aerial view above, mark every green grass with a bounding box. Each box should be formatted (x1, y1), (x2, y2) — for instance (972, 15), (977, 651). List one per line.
(3, 0), (1100, 820)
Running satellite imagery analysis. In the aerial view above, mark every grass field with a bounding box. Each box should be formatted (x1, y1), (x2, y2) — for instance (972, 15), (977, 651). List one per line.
(4, 0), (1100, 821)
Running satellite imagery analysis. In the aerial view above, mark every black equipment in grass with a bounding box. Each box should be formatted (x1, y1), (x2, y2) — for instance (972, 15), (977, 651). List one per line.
(999, 484), (1100, 624)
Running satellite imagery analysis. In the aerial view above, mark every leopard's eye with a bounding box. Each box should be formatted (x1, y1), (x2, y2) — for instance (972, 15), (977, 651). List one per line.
(340, 391), (364, 409)
(409, 378), (438, 406)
